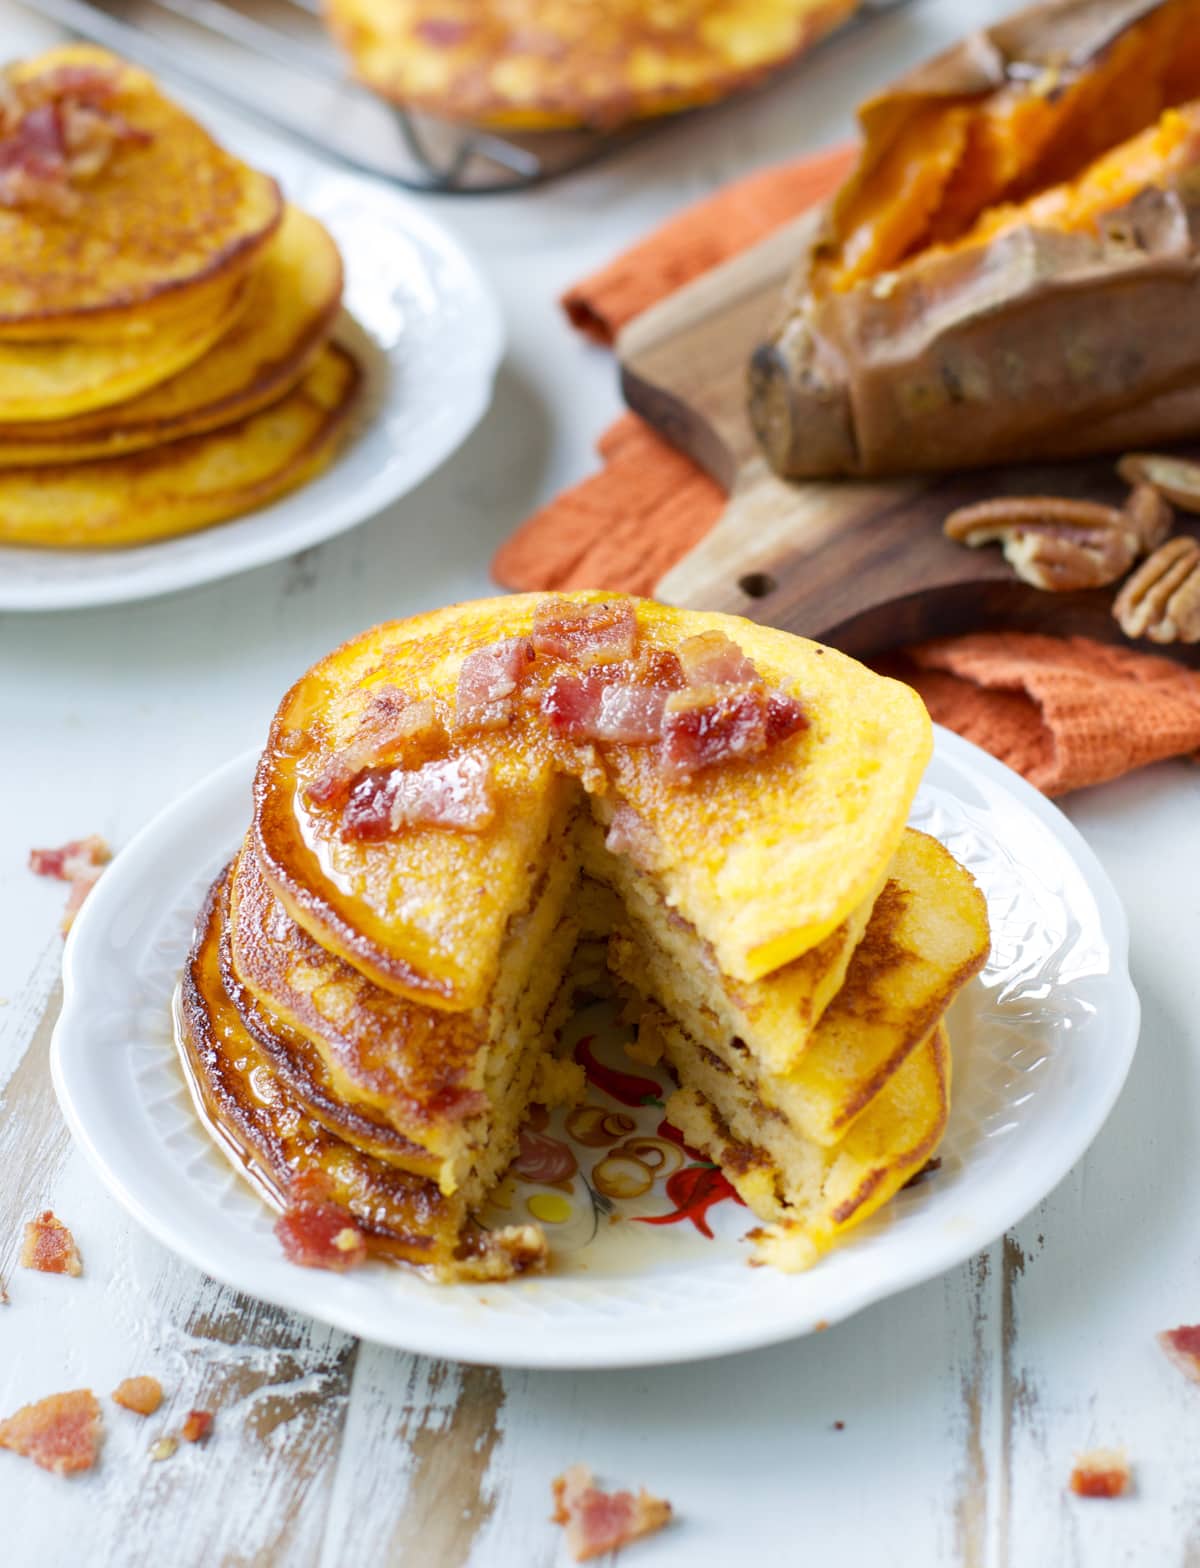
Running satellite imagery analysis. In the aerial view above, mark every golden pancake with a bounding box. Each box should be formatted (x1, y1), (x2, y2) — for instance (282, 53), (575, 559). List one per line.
(227, 821), (584, 1197)
(254, 595), (931, 1011)
(0, 206), (343, 463)
(325, 0), (858, 130)
(0, 343), (360, 549)
(667, 1021), (951, 1271)
(177, 867), (547, 1281)
(0, 47), (282, 339)
(607, 827), (988, 1146)
(0, 271), (248, 424)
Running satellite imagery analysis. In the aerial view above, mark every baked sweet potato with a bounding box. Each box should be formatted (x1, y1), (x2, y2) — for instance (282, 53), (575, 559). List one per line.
(749, 0), (1200, 477)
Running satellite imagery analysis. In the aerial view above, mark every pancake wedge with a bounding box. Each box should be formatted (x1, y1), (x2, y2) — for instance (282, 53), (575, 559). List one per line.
(667, 1022), (952, 1271)
(0, 343), (360, 548)
(178, 869), (548, 1281)
(0, 47), (282, 338)
(0, 272), (247, 424)
(608, 827), (988, 1142)
(326, 0), (858, 130)
(254, 595), (931, 1010)
(0, 206), (343, 463)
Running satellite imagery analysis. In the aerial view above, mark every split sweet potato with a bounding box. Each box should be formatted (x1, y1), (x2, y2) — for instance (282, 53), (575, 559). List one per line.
(749, 0), (1200, 477)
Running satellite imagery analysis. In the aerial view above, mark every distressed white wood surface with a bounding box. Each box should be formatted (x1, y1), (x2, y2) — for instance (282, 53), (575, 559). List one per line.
(3, 3), (1198, 1563)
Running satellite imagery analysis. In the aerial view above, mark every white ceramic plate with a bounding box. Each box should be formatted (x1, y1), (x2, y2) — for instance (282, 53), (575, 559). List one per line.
(52, 727), (1138, 1369)
(0, 116), (503, 611)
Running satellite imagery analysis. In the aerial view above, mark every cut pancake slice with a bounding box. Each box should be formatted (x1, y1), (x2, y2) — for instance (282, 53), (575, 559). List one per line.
(580, 804), (885, 1074)
(608, 827), (989, 1145)
(0, 206), (343, 463)
(0, 272), (248, 424)
(254, 595), (931, 1011)
(178, 868), (547, 1281)
(0, 48), (282, 339)
(667, 1021), (952, 1272)
(0, 343), (360, 548)
(227, 808), (585, 1199)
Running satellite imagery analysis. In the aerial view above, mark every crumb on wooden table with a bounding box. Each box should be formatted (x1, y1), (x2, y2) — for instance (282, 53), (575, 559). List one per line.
(1158, 1325), (1200, 1383)
(112, 1377), (164, 1417)
(20, 1211), (82, 1276)
(1069, 1449), (1132, 1499)
(0, 1389), (102, 1476)
(551, 1463), (672, 1561)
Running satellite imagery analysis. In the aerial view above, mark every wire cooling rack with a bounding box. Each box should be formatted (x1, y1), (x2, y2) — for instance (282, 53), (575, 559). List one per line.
(21, 0), (911, 192)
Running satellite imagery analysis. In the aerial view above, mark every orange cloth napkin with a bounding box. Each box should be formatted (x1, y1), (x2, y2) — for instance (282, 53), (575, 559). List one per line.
(493, 148), (1200, 795)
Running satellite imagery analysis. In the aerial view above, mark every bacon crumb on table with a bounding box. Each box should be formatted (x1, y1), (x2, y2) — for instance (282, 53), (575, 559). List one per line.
(19, 1210), (82, 1276)
(0, 1390), (102, 1476)
(1069, 1449), (1132, 1498)
(1158, 1325), (1200, 1382)
(111, 1377), (163, 1417)
(551, 1464), (672, 1561)
(28, 834), (111, 935)
(180, 1409), (213, 1444)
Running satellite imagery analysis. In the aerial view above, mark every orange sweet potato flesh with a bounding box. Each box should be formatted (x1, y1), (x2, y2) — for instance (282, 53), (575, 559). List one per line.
(825, 0), (1200, 290)
(750, 0), (1200, 478)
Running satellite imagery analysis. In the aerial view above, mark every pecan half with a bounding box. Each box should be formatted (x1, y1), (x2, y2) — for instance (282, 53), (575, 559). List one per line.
(1113, 536), (1200, 642)
(944, 497), (1139, 591)
(1123, 483), (1174, 552)
(1117, 454), (1200, 516)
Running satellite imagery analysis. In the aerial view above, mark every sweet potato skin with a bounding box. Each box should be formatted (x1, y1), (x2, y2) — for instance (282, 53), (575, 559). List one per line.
(749, 0), (1200, 478)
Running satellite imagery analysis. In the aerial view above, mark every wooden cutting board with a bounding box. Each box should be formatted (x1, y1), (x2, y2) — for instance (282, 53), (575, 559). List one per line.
(618, 209), (1200, 663)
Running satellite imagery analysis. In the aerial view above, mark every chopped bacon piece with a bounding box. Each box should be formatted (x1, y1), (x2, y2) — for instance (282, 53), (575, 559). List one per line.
(1158, 1324), (1200, 1382)
(764, 690), (809, 747)
(305, 689), (442, 808)
(455, 637), (534, 732)
(111, 1377), (163, 1417)
(1069, 1449), (1131, 1499)
(0, 1389), (101, 1476)
(275, 1203), (368, 1272)
(28, 835), (111, 934)
(532, 599), (637, 667)
(659, 682), (807, 781)
(677, 630), (760, 688)
(181, 1409), (213, 1444)
(541, 673), (668, 744)
(19, 1210), (82, 1276)
(551, 1465), (672, 1562)
(0, 62), (148, 212)
(341, 751), (495, 840)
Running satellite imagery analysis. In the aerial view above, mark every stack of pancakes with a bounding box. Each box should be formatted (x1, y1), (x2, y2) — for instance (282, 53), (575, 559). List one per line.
(177, 594), (989, 1282)
(0, 48), (359, 549)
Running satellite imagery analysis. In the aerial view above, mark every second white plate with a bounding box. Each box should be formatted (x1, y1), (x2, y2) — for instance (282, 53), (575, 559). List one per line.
(0, 111), (503, 611)
(52, 728), (1138, 1368)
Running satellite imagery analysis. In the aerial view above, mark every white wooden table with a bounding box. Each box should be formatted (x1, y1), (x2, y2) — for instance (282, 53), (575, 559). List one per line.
(3, 3), (1199, 1562)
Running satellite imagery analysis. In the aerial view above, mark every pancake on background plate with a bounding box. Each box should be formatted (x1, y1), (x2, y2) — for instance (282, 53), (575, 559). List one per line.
(0, 49), (362, 546)
(0, 207), (344, 465)
(177, 594), (989, 1282)
(0, 346), (360, 548)
(325, 0), (860, 130)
